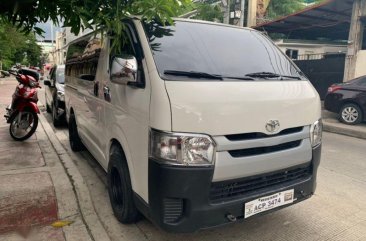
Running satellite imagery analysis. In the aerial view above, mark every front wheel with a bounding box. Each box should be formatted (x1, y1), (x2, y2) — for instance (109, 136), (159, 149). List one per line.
(9, 111), (38, 141)
(52, 101), (62, 127)
(108, 145), (140, 223)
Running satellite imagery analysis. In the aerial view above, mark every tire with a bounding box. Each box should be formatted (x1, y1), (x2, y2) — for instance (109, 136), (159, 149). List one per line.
(339, 103), (363, 125)
(9, 110), (38, 141)
(46, 102), (51, 113)
(68, 113), (85, 151)
(45, 93), (51, 113)
(52, 100), (62, 127)
(108, 145), (140, 224)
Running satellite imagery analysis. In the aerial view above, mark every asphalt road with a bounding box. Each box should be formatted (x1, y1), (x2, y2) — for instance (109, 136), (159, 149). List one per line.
(38, 89), (366, 241)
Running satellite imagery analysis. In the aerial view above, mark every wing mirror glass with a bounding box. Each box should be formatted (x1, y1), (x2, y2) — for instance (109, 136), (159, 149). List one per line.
(43, 80), (52, 86)
(110, 55), (138, 85)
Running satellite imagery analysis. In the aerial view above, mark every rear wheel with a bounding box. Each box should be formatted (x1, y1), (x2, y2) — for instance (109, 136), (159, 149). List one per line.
(45, 94), (51, 113)
(339, 103), (363, 125)
(68, 113), (85, 151)
(46, 102), (51, 113)
(108, 145), (140, 223)
(9, 111), (38, 141)
(52, 100), (62, 127)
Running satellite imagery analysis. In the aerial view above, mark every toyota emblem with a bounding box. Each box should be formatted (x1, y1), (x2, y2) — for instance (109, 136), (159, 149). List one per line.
(266, 120), (280, 133)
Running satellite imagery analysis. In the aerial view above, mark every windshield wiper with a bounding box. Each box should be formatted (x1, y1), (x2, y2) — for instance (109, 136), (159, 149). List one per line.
(163, 70), (255, 81)
(245, 72), (301, 80)
(164, 70), (223, 80)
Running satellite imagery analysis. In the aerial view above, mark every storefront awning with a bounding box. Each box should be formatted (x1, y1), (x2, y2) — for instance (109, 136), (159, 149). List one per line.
(254, 0), (354, 40)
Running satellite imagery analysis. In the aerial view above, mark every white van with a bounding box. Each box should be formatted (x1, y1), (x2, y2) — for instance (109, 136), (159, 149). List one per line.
(65, 17), (322, 232)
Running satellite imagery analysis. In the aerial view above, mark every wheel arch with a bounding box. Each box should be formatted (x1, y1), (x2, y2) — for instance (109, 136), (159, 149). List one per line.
(108, 138), (136, 192)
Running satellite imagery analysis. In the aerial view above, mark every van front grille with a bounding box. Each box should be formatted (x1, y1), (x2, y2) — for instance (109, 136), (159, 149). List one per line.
(228, 140), (302, 158)
(225, 126), (304, 141)
(209, 164), (312, 202)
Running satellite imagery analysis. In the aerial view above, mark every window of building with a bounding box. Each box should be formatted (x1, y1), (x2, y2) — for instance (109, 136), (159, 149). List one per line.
(285, 49), (299, 60)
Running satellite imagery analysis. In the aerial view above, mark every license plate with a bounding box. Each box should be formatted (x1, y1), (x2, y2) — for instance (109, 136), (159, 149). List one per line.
(244, 189), (294, 219)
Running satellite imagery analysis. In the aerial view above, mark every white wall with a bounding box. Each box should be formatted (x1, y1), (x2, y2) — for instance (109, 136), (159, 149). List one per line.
(274, 40), (347, 59)
(354, 50), (366, 78)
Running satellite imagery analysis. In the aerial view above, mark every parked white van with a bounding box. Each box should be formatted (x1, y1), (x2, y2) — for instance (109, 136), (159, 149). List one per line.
(65, 17), (322, 232)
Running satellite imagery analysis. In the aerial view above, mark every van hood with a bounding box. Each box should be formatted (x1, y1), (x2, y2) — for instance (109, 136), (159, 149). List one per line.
(165, 81), (321, 136)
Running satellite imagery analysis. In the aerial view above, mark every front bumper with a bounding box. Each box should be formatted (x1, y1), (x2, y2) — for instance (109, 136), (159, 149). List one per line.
(148, 145), (321, 233)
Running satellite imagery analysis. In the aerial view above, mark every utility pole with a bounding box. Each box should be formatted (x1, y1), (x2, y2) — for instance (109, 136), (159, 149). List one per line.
(344, 0), (366, 82)
(224, 0), (231, 24)
(239, 0), (246, 27)
(247, 0), (258, 27)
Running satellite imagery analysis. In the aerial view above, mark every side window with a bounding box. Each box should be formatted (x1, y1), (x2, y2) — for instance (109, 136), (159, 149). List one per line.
(110, 29), (135, 58)
(66, 36), (102, 82)
(110, 24), (145, 87)
(66, 40), (88, 78)
(50, 67), (56, 85)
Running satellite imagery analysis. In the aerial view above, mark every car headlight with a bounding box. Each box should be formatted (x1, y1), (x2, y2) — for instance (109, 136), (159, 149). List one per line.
(57, 91), (65, 102)
(310, 120), (322, 148)
(150, 129), (216, 166)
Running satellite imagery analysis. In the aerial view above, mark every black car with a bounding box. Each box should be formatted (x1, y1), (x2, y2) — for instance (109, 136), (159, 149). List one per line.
(324, 76), (366, 125)
(44, 65), (65, 126)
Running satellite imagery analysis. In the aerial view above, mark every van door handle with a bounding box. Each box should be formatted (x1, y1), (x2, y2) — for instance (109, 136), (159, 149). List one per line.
(103, 86), (111, 102)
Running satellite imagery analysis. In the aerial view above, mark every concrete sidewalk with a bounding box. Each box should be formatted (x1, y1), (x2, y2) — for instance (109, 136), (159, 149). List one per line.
(0, 78), (98, 240)
(322, 109), (366, 140)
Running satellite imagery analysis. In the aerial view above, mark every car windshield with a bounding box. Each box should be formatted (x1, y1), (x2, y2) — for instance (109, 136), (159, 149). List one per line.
(144, 21), (304, 81)
(56, 67), (65, 84)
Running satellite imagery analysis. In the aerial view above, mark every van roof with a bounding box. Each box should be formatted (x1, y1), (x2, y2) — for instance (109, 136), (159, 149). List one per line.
(67, 17), (258, 46)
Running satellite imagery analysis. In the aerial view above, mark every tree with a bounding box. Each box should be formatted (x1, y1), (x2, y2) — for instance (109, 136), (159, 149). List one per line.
(194, 3), (224, 22)
(266, 0), (304, 19)
(266, 0), (327, 19)
(0, 22), (42, 69)
(0, 0), (191, 38)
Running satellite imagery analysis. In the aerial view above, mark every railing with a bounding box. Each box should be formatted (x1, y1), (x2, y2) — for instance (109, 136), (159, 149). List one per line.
(296, 53), (346, 61)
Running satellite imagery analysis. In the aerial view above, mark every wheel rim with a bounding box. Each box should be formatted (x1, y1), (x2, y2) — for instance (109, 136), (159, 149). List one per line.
(10, 112), (35, 139)
(342, 107), (359, 123)
(111, 168), (124, 206)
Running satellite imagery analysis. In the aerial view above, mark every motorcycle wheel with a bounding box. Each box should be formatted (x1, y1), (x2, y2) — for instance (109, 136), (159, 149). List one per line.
(9, 110), (38, 141)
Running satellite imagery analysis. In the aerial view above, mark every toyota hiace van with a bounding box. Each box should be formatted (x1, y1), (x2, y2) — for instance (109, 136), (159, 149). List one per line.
(65, 17), (322, 232)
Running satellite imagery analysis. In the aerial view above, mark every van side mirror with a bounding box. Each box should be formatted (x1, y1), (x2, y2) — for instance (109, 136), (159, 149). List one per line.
(110, 55), (138, 85)
(44, 80), (52, 86)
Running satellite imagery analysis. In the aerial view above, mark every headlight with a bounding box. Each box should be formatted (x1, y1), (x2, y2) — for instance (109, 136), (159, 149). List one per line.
(150, 129), (216, 166)
(57, 91), (65, 102)
(310, 120), (322, 147)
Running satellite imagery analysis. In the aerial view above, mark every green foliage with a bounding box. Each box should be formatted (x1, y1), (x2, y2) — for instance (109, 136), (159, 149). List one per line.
(0, 0), (192, 36)
(193, 3), (223, 22)
(0, 21), (42, 69)
(267, 0), (304, 19)
(267, 0), (327, 19)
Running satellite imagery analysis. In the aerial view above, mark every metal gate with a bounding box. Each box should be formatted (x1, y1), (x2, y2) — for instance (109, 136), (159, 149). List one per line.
(294, 53), (346, 100)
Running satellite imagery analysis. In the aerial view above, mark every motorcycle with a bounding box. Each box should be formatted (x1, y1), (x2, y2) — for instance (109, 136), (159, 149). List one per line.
(4, 69), (41, 141)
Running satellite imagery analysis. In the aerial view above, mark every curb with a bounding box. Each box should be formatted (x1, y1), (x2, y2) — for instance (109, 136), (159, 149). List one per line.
(323, 119), (366, 140)
(38, 113), (111, 241)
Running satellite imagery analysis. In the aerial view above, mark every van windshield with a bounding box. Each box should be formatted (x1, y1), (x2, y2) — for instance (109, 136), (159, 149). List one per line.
(144, 21), (304, 81)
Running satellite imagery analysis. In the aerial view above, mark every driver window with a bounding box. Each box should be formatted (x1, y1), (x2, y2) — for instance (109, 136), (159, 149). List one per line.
(110, 29), (135, 58)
